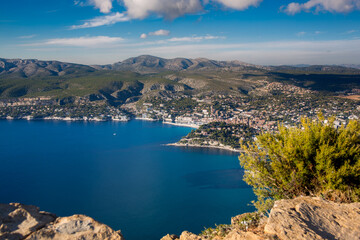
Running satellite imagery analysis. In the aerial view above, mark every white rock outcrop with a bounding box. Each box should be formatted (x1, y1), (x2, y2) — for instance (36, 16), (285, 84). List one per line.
(0, 203), (124, 240)
(264, 196), (360, 240)
(0, 203), (56, 240)
(164, 196), (360, 240)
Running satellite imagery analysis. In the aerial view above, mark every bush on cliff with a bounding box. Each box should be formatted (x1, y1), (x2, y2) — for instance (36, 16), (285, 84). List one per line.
(239, 115), (360, 213)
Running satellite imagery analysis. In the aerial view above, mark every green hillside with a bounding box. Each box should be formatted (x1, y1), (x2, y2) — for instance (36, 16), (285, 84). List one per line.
(1, 56), (360, 105)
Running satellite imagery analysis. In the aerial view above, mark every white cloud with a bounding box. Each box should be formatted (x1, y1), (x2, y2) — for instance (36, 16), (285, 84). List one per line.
(18, 35), (36, 39)
(213, 0), (262, 10)
(297, 31), (306, 37)
(283, 2), (302, 14)
(71, 12), (129, 29)
(93, 0), (113, 13)
(43, 36), (124, 47)
(149, 29), (170, 36)
(122, 0), (264, 19)
(168, 35), (223, 42)
(122, 0), (203, 19)
(140, 29), (170, 39)
(283, 0), (360, 15)
(346, 29), (358, 34)
(74, 0), (264, 22)
(75, 0), (113, 13)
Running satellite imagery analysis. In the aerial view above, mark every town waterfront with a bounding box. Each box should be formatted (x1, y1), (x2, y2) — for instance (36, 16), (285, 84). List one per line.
(0, 120), (255, 240)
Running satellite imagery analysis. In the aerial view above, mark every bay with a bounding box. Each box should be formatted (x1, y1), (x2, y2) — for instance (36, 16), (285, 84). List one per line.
(0, 120), (255, 240)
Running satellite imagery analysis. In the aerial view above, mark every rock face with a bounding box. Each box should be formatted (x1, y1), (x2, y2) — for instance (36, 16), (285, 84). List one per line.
(221, 230), (263, 240)
(26, 215), (124, 240)
(179, 231), (202, 240)
(265, 196), (360, 240)
(161, 234), (179, 240)
(0, 203), (56, 240)
(164, 196), (360, 240)
(0, 203), (124, 240)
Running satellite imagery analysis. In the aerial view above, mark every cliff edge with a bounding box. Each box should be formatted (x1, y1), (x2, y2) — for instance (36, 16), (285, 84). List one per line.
(0, 203), (124, 240)
(162, 196), (360, 240)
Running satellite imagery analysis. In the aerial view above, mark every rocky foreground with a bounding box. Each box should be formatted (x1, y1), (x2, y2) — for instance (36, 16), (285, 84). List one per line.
(163, 196), (360, 240)
(0, 203), (124, 240)
(1, 197), (360, 240)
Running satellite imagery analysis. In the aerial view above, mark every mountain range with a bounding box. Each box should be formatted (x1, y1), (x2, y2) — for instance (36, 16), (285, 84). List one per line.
(0, 58), (95, 79)
(2, 55), (359, 79)
(0, 55), (359, 102)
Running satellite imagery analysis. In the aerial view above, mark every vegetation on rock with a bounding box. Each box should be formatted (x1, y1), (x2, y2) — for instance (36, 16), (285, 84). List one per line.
(200, 224), (232, 239)
(239, 115), (360, 212)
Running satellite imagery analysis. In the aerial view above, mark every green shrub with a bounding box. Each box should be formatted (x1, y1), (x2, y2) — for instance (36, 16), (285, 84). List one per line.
(232, 212), (261, 231)
(239, 115), (360, 213)
(200, 224), (232, 239)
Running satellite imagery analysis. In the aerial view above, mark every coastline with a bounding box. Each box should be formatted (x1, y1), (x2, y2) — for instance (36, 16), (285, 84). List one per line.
(2, 117), (240, 153)
(1, 116), (201, 128)
(162, 121), (199, 129)
(166, 142), (243, 153)
(134, 117), (159, 121)
(134, 117), (200, 128)
(2, 116), (129, 122)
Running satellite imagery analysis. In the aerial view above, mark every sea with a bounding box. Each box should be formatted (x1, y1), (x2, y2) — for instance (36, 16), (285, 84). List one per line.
(0, 120), (255, 240)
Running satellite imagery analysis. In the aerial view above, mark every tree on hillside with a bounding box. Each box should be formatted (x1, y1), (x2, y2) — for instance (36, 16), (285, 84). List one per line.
(239, 115), (360, 213)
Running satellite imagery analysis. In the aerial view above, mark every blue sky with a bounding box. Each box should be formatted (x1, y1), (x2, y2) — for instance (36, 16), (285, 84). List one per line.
(1, 0), (360, 65)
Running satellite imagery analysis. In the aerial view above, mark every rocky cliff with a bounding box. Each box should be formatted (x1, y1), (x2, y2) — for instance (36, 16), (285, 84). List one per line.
(162, 196), (360, 240)
(0, 203), (124, 240)
(1, 197), (359, 240)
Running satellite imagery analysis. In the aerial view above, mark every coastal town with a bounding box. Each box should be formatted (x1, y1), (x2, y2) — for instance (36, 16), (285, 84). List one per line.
(131, 92), (359, 151)
(0, 84), (359, 152)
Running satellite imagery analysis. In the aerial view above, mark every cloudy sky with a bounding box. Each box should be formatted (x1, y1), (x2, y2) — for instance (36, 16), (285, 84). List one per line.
(1, 0), (360, 65)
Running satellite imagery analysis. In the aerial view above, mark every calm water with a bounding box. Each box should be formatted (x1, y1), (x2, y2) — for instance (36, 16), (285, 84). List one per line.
(0, 120), (255, 240)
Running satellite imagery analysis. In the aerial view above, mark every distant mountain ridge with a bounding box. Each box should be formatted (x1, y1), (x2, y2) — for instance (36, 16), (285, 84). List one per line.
(340, 64), (360, 70)
(0, 58), (95, 78)
(1, 55), (360, 78)
(93, 55), (262, 73)
(271, 64), (360, 73)
(0, 55), (359, 101)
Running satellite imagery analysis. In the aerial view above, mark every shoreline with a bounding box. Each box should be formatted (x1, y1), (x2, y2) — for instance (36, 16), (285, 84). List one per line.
(162, 121), (199, 129)
(2, 116), (129, 122)
(166, 142), (243, 153)
(1, 116), (201, 128)
(134, 117), (159, 122)
(1, 117), (239, 153)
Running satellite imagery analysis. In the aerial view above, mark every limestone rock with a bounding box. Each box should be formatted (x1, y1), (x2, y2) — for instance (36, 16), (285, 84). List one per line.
(264, 196), (360, 240)
(222, 230), (264, 240)
(161, 234), (179, 240)
(175, 230), (268, 240)
(0, 203), (125, 240)
(164, 197), (360, 240)
(179, 231), (203, 240)
(0, 203), (56, 240)
(25, 214), (124, 240)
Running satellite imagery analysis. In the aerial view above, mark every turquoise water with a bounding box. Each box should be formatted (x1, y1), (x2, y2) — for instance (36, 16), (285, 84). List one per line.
(0, 120), (255, 240)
